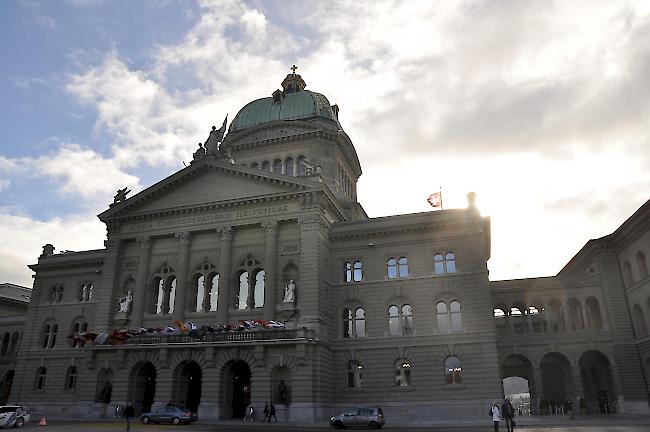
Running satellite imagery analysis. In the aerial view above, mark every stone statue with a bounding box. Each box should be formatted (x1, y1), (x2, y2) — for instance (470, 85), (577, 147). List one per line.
(41, 244), (55, 257)
(99, 381), (112, 403)
(278, 380), (289, 404)
(118, 291), (133, 313)
(113, 187), (131, 204)
(283, 279), (295, 303)
(192, 142), (206, 161)
(204, 116), (227, 156)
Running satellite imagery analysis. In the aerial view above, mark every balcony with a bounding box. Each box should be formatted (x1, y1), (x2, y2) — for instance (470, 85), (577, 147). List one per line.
(94, 328), (315, 347)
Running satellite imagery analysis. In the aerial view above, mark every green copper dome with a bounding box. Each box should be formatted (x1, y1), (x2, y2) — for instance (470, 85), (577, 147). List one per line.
(229, 73), (337, 132)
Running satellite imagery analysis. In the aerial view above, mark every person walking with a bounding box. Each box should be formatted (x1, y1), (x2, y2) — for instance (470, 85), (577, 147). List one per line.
(268, 403), (278, 423)
(490, 402), (501, 432)
(566, 397), (574, 420)
(243, 405), (255, 421)
(501, 398), (515, 432)
(262, 401), (269, 422)
(123, 402), (135, 431)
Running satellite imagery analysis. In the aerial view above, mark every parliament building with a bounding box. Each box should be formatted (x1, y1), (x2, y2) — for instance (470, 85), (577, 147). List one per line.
(0, 71), (649, 423)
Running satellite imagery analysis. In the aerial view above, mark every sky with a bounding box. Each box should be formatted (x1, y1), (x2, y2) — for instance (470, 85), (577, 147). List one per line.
(1, 0), (649, 288)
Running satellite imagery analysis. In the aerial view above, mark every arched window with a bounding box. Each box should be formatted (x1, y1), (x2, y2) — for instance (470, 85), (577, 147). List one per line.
(71, 320), (88, 348)
(192, 262), (219, 313)
(437, 301), (449, 332)
(41, 323), (57, 349)
(398, 257), (409, 277)
(261, 160), (270, 172)
(434, 253), (456, 274)
(297, 156), (306, 175)
(548, 299), (564, 332)
(0, 333), (8, 355)
(445, 252), (456, 273)
(9, 332), (20, 354)
(234, 258), (264, 310)
(342, 307), (366, 338)
(567, 298), (584, 331)
(395, 359), (411, 386)
(251, 162), (259, 170)
(238, 271), (249, 310)
(624, 261), (634, 285)
(285, 157), (294, 176)
(254, 270), (265, 308)
(638, 252), (648, 279)
(633, 304), (648, 337)
(388, 304), (413, 336)
(344, 262), (353, 282)
(273, 159), (283, 173)
(152, 265), (176, 315)
(353, 261), (363, 282)
(387, 258), (397, 279)
(450, 300), (462, 332)
(78, 282), (93, 302)
(35, 367), (47, 390)
(65, 366), (78, 391)
(493, 308), (506, 318)
(347, 361), (363, 388)
(49, 286), (64, 303)
(445, 356), (462, 384)
(585, 297), (603, 330)
(434, 254), (444, 274)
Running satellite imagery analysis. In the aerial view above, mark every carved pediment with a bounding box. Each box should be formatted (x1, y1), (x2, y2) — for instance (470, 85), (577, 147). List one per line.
(100, 160), (317, 220)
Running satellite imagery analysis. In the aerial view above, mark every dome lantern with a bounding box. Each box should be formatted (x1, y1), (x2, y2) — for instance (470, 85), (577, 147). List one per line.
(281, 65), (306, 94)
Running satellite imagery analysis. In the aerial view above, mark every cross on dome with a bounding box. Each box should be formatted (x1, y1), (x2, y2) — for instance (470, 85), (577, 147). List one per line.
(291, 64), (298, 74)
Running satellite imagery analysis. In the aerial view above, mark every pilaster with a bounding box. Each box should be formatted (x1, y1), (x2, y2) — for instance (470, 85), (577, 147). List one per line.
(263, 220), (278, 321)
(132, 237), (152, 328)
(96, 238), (121, 330)
(217, 227), (233, 324)
(172, 231), (192, 321)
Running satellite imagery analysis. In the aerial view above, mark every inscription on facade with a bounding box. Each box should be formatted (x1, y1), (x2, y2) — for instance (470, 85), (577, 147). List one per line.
(126, 205), (290, 232)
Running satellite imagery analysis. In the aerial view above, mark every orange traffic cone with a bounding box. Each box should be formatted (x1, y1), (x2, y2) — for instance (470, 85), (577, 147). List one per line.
(39, 417), (47, 426)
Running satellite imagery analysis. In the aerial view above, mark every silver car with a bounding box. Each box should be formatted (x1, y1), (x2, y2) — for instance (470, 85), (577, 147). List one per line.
(140, 406), (198, 425)
(0, 406), (30, 429)
(330, 407), (385, 429)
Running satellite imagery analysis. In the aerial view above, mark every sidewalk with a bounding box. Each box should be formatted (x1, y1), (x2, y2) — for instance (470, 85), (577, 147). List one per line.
(38, 414), (650, 429)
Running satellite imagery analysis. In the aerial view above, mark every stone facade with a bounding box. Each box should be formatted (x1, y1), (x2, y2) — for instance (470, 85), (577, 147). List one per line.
(2, 73), (649, 422)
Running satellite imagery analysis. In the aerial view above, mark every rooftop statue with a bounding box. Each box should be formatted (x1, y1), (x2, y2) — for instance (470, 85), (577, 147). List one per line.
(113, 187), (131, 204)
(192, 142), (206, 162)
(204, 116), (228, 157)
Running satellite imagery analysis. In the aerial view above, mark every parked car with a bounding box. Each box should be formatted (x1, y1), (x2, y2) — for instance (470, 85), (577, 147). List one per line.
(330, 407), (385, 429)
(140, 406), (197, 425)
(0, 405), (30, 429)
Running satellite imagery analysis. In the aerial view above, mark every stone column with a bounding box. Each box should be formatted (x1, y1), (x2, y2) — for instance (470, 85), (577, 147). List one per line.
(216, 227), (233, 323)
(532, 367), (544, 414)
(570, 366), (583, 399)
(132, 237), (152, 328)
(262, 221), (278, 321)
(172, 231), (192, 321)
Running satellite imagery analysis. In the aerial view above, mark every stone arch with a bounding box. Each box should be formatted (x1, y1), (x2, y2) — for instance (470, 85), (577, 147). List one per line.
(172, 361), (203, 412)
(501, 354), (536, 414)
(585, 297), (603, 329)
(95, 368), (114, 403)
(0, 370), (14, 405)
(579, 350), (616, 414)
(270, 366), (291, 405)
(128, 361), (157, 415)
(539, 352), (572, 414)
(220, 359), (252, 419)
(566, 297), (584, 331)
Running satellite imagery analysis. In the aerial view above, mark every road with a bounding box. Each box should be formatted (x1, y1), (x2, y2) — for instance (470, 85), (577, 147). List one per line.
(15, 419), (650, 432)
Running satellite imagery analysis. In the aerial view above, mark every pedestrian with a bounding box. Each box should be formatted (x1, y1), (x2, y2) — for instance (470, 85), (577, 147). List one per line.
(123, 402), (135, 431)
(490, 401), (501, 432)
(263, 401), (269, 422)
(501, 398), (515, 432)
(566, 397), (574, 420)
(268, 403), (278, 423)
(244, 405), (255, 421)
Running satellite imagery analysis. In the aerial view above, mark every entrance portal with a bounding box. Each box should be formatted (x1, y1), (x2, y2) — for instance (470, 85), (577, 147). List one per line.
(0, 370), (14, 405)
(225, 360), (251, 418)
(579, 350), (615, 413)
(129, 362), (157, 415)
(174, 361), (202, 412)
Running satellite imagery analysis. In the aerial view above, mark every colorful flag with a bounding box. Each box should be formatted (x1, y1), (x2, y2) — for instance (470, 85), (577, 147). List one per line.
(427, 191), (442, 208)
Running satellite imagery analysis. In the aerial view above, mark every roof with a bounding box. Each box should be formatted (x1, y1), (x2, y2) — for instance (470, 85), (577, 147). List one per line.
(0, 283), (32, 303)
(229, 89), (337, 132)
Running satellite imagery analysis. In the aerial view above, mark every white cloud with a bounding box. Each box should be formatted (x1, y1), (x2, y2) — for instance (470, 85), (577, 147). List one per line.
(0, 209), (106, 287)
(0, 179), (9, 191)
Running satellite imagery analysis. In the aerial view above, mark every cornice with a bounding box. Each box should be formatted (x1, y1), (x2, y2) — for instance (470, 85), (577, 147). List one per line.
(29, 257), (104, 273)
(329, 220), (471, 241)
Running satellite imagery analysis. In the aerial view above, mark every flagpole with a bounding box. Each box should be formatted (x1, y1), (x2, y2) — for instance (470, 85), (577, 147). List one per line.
(440, 186), (443, 210)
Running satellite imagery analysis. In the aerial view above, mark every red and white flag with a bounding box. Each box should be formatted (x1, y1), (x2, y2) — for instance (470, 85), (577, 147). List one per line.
(427, 191), (442, 208)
